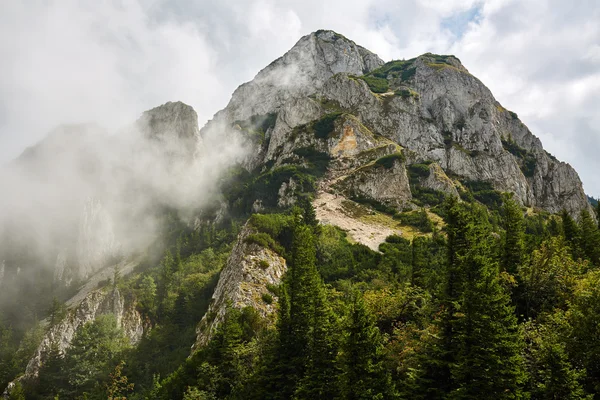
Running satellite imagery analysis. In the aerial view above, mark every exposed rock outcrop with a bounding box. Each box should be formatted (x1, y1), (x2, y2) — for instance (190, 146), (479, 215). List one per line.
(222, 30), (383, 122)
(13, 286), (146, 385)
(193, 222), (287, 349)
(421, 162), (460, 198)
(336, 159), (412, 210)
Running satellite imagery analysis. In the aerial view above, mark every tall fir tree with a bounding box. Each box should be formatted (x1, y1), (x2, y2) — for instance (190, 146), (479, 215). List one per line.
(415, 200), (526, 399)
(501, 194), (525, 275)
(295, 284), (340, 399)
(268, 222), (322, 399)
(561, 210), (584, 261)
(578, 210), (600, 266)
(340, 292), (395, 400)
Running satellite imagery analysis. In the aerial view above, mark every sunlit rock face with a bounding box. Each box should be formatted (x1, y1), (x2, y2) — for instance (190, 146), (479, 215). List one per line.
(194, 222), (287, 349)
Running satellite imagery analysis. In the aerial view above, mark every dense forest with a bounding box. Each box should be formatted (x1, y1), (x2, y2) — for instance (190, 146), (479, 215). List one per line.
(2, 184), (600, 399)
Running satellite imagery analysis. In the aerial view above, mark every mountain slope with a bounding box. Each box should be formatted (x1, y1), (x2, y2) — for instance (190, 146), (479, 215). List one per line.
(3, 29), (598, 399)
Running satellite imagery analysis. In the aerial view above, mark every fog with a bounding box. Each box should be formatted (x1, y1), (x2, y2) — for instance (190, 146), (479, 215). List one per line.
(0, 102), (250, 317)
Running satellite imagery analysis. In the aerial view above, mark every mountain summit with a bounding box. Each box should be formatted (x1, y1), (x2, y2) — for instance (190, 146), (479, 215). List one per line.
(205, 30), (591, 218)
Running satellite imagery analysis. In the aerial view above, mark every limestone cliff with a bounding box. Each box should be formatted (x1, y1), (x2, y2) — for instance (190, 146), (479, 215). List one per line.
(193, 222), (287, 349)
(204, 39), (591, 217)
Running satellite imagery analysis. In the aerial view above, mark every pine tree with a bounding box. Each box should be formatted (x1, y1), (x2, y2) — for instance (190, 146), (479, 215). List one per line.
(340, 292), (395, 400)
(48, 297), (66, 327)
(578, 210), (600, 265)
(415, 197), (471, 399)
(561, 210), (583, 260)
(449, 219), (526, 399)
(501, 194), (525, 275)
(295, 284), (340, 399)
(268, 223), (321, 399)
(415, 200), (526, 399)
(36, 340), (67, 399)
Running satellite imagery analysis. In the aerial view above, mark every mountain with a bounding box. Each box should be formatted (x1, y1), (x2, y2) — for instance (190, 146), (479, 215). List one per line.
(3, 30), (600, 399)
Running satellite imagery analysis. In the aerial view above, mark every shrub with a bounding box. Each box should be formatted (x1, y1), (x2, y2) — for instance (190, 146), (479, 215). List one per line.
(395, 89), (418, 99)
(396, 208), (434, 233)
(408, 163), (432, 182)
(266, 283), (280, 296)
(358, 75), (389, 93)
(249, 213), (293, 238)
(261, 293), (274, 304)
(313, 112), (342, 139)
(292, 147), (331, 177)
(245, 232), (276, 249)
(258, 260), (270, 270)
(412, 186), (447, 207)
(401, 67), (417, 81)
(501, 137), (537, 177)
(461, 180), (503, 209)
(375, 153), (405, 169)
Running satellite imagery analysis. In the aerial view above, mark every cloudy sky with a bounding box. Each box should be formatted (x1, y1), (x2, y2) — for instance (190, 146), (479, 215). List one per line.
(1, 0), (599, 196)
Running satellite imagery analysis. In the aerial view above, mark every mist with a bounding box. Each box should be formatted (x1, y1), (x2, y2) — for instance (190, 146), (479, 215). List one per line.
(0, 101), (250, 326)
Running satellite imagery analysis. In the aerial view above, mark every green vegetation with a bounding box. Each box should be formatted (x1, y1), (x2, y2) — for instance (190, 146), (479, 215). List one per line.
(407, 162), (448, 207)
(234, 113), (277, 144)
(394, 88), (419, 99)
(374, 152), (405, 169)
(461, 179), (504, 209)
(502, 136), (538, 177)
(313, 112), (342, 139)
(357, 75), (389, 93)
(9, 192), (600, 399)
(395, 208), (435, 233)
(356, 58), (419, 94)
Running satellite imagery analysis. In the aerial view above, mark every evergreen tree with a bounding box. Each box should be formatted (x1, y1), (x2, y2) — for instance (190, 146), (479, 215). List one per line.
(48, 297), (66, 327)
(295, 284), (340, 399)
(63, 314), (130, 397)
(578, 210), (600, 265)
(268, 223), (321, 399)
(523, 316), (590, 400)
(340, 291), (395, 400)
(449, 219), (526, 399)
(36, 340), (67, 399)
(415, 197), (470, 399)
(501, 194), (525, 275)
(415, 200), (526, 399)
(561, 210), (583, 260)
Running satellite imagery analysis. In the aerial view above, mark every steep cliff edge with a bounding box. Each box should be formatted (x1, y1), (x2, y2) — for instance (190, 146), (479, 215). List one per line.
(193, 222), (287, 349)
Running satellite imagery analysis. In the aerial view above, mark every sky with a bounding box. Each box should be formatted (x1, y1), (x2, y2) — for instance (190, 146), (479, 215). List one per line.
(1, 0), (599, 197)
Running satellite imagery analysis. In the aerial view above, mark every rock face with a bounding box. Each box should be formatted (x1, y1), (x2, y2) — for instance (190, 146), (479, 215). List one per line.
(19, 287), (146, 382)
(137, 101), (199, 144)
(194, 222), (287, 349)
(337, 159), (413, 210)
(204, 40), (591, 217)
(421, 163), (460, 198)
(222, 30), (384, 122)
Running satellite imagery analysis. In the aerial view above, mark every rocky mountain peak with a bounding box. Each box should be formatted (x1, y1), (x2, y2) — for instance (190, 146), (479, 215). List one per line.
(137, 101), (199, 144)
(221, 30), (384, 121)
